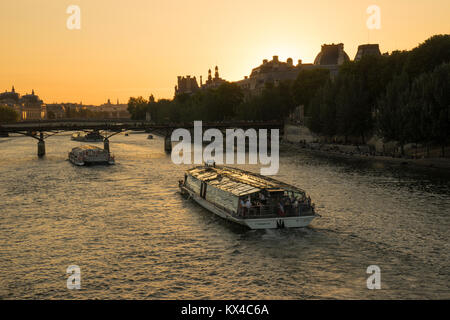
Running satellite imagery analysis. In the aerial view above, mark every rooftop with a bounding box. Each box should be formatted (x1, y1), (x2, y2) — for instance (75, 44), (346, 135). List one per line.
(72, 145), (104, 151)
(187, 166), (305, 197)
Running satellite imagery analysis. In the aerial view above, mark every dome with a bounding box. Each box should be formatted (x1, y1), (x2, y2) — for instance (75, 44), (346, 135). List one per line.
(314, 43), (350, 66)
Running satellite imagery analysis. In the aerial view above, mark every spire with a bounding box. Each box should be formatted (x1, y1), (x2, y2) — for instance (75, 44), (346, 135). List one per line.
(12, 86), (15, 93)
(215, 66), (219, 79)
(208, 69), (212, 81)
(32, 89), (35, 95)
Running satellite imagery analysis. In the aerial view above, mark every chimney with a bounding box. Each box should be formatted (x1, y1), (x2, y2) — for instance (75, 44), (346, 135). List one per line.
(273, 55), (279, 62)
(297, 59), (302, 66)
(263, 59), (268, 64)
(287, 58), (293, 66)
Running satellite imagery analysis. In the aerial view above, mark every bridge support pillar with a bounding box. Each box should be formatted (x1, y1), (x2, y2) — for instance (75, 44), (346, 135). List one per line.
(37, 132), (45, 157)
(104, 138), (110, 153)
(164, 133), (172, 153)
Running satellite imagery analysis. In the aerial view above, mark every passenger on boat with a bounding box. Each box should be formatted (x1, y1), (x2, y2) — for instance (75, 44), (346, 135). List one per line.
(293, 197), (299, 209)
(259, 192), (267, 205)
(245, 198), (252, 212)
(239, 199), (246, 217)
(293, 197), (302, 216)
(282, 197), (292, 215)
(278, 201), (285, 216)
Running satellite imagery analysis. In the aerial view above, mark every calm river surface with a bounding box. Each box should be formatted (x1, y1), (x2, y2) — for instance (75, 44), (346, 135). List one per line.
(0, 133), (449, 299)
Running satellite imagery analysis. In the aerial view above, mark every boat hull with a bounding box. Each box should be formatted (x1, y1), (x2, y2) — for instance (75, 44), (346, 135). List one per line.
(181, 186), (316, 230)
(69, 159), (85, 166)
(68, 159), (115, 166)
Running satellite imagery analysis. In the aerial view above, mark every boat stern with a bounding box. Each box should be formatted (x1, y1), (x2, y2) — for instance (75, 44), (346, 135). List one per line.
(242, 215), (317, 230)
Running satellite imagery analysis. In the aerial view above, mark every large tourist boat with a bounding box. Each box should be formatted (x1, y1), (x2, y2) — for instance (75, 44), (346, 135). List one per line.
(179, 164), (318, 229)
(68, 145), (115, 166)
(71, 131), (104, 142)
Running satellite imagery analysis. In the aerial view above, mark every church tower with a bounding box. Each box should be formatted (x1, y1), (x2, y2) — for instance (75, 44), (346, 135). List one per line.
(215, 66), (219, 79)
(208, 69), (212, 81)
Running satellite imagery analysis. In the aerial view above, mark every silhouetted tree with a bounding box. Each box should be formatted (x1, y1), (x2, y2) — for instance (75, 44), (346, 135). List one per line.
(0, 105), (19, 123)
(292, 68), (330, 115)
(127, 96), (149, 120)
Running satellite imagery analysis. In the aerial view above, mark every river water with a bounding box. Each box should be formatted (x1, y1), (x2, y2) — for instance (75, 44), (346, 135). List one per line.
(0, 133), (449, 299)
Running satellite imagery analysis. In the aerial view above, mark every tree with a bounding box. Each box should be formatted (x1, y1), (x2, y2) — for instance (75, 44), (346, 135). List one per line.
(307, 80), (337, 139)
(292, 68), (330, 115)
(376, 73), (411, 153)
(127, 96), (149, 120)
(403, 34), (450, 79)
(428, 63), (450, 156)
(0, 105), (19, 123)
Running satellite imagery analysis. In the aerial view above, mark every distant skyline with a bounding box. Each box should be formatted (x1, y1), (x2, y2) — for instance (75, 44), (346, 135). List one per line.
(1, 0), (449, 105)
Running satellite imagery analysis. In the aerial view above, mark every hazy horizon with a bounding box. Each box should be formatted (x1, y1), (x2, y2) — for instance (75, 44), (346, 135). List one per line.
(1, 0), (449, 105)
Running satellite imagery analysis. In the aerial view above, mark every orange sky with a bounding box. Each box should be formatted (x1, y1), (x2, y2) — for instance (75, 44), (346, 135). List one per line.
(0, 0), (449, 105)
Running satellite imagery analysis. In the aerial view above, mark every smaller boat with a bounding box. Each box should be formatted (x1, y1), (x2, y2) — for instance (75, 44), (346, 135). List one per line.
(71, 131), (104, 142)
(68, 145), (115, 166)
(147, 134), (153, 139)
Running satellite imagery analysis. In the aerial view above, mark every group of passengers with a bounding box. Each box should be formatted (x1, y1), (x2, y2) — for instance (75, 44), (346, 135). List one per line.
(239, 191), (312, 217)
(239, 193), (268, 217)
(277, 194), (311, 217)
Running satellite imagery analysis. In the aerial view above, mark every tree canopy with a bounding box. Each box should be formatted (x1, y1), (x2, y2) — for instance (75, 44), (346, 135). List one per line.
(0, 105), (19, 123)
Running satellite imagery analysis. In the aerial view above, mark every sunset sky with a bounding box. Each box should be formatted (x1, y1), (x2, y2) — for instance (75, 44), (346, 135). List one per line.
(0, 0), (449, 105)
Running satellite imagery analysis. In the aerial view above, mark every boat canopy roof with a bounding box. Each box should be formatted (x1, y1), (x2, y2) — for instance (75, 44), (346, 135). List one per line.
(187, 166), (306, 197)
(71, 145), (104, 152)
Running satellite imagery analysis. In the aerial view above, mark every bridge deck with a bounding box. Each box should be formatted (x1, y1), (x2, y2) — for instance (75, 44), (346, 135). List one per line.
(0, 120), (284, 133)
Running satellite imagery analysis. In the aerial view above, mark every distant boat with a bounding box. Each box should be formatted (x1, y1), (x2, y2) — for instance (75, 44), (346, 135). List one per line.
(147, 134), (153, 139)
(71, 131), (104, 142)
(179, 164), (318, 229)
(68, 145), (115, 166)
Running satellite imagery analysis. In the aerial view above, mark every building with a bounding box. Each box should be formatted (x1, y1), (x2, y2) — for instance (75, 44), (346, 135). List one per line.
(202, 66), (227, 89)
(175, 66), (227, 96)
(314, 43), (350, 66)
(20, 89), (45, 120)
(45, 104), (67, 119)
(313, 43), (351, 77)
(98, 99), (130, 118)
(354, 44), (382, 61)
(0, 86), (20, 107)
(235, 56), (312, 97)
(0, 86), (45, 120)
(175, 76), (200, 96)
(174, 42), (378, 98)
(235, 43), (355, 97)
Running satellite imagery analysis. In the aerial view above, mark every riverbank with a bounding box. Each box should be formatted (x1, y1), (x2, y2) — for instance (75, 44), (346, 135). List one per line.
(281, 140), (450, 171)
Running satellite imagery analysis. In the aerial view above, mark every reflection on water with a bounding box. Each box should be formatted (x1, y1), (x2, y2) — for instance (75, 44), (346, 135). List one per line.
(0, 134), (449, 299)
